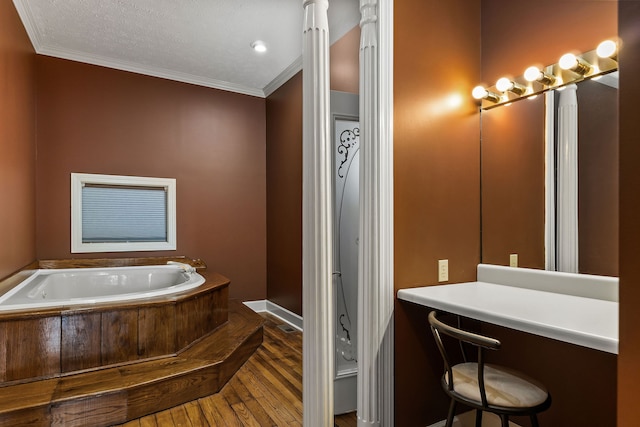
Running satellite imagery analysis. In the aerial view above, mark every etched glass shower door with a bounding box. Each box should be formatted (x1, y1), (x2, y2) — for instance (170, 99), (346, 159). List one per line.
(333, 115), (359, 414)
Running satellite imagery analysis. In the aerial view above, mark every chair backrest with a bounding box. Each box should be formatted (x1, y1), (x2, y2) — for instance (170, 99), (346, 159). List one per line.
(428, 311), (501, 407)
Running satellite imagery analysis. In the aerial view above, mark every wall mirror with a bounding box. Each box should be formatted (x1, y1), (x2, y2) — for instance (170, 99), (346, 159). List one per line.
(481, 72), (619, 277)
(478, 0), (618, 278)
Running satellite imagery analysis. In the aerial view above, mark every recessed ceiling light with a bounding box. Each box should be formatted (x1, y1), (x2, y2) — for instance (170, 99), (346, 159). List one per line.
(251, 40), (267, 53)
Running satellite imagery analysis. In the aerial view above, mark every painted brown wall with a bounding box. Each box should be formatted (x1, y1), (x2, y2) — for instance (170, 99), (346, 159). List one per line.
(266, 73), (303, 314)
(482, 323), (617, 426)
(0, 3), (36, 280)
(394, 0), (481, 424)
(35, 57), (267, 302)
(618, 2), (640, 425)
(265, 26), (360, 316)
(330, 26), (360, 94)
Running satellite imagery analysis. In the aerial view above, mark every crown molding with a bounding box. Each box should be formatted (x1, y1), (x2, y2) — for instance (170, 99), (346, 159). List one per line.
(263, 56), (303, 97)
(12, 0), (42, 50)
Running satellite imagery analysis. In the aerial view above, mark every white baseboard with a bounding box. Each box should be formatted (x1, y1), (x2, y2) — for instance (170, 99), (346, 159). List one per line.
(243, 299), (303, 331)
(427, 411), (522, 427)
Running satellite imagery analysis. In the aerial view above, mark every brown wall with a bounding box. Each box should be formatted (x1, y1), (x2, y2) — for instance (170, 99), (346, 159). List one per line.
(618, 2), (640, 425)
(0, 3), (36, 280)
(35, 57), (267, 302)
(266, 73), (303, 314)
(330, 26), (360, 94)
(394, 0), (482, 424)
(265, 26), (360, 316)
(482, 323), (617, 426)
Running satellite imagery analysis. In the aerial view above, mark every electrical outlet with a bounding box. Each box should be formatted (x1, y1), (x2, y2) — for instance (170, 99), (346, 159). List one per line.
(438, 259), (449, 282)
(509, 253), (518, 267)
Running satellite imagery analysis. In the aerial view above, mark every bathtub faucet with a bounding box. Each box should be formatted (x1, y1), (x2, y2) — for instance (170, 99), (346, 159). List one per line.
(167, 261), (196, 274)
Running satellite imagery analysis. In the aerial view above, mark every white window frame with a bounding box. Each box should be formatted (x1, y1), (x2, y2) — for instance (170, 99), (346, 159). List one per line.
(71, 173), (177, 253)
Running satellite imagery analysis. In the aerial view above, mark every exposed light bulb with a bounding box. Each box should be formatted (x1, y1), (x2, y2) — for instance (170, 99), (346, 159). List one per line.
(524, 66), (556, 85)
(597, 40), (617, 58)
(471, 85), (500, 103)
(496, 77), (512, 92)
(524, 67), (541, 82)
(472, 86), (488, 99)
(496, 77), (526, 95)
(559, 53), (578, 70)
(559, 53), (591, 75)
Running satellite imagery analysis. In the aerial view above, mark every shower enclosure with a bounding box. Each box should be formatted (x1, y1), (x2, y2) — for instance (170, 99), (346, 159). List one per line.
(331, 91), (359, 414)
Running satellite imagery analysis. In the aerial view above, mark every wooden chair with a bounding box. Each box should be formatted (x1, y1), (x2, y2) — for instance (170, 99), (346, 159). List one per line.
(428, 311), (551, 427)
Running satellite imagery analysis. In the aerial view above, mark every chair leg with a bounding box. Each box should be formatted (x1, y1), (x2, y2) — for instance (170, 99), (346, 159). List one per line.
(530, 414), (539, 427)
(500, 414), (509, 427)
(445, 399), (457, 427)
(474, 409), (483, 427)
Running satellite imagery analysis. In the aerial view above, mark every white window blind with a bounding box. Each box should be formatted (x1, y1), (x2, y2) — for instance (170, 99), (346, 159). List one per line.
(82, 186), (167, 243)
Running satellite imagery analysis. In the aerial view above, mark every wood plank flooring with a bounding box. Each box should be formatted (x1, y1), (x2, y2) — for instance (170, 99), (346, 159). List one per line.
(116, 313), (357, 427)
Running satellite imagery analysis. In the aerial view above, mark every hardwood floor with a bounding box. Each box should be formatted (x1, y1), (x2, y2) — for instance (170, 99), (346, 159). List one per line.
(116, 313), (357, 427)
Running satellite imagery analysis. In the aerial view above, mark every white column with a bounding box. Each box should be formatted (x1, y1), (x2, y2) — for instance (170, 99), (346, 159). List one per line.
(358, 0), (394, 425)
(557, 84), (579, 273)
(302, 0), (334, 426)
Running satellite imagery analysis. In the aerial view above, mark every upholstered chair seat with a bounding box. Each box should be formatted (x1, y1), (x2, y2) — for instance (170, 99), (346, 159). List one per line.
(448, 362), (549, 408)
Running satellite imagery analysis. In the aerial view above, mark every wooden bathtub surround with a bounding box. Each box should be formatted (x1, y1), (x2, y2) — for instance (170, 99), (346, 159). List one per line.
(0, 256), (264, 426)
(0, 300), (263, 426)
(0, 257), (264, 426)
(0, 258), (229, 385)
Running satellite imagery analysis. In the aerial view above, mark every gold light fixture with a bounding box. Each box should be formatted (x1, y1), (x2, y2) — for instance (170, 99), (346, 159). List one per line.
(472, 85), (501, 103)
(524, 66), (556, 85)
(559, 53), (592, 75)
(496, 77), (527, 95)
(472, 40), (619, 110)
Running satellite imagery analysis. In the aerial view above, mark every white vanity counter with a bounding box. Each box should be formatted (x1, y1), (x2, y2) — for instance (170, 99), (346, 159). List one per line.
(396, 264), (619, 354)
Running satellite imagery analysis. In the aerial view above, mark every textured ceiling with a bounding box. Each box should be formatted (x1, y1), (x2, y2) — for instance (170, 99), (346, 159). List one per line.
(13, 0), (360, 97)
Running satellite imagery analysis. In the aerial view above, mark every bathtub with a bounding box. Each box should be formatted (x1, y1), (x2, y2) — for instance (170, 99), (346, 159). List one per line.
(0, 263), (205, 311)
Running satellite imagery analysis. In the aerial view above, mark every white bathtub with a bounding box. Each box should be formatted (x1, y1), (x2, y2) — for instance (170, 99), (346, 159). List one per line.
(0, 264), (205, 311)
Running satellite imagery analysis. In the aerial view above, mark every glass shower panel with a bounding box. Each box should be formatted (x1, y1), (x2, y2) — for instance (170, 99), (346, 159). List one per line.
(333, 118), (359, 377)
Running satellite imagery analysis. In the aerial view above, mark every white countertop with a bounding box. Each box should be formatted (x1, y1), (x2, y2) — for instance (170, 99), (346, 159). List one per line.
(397, 280), (618, 354)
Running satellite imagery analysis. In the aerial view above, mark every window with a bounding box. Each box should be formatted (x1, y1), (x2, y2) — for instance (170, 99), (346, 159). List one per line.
(71, 173), (176, 253)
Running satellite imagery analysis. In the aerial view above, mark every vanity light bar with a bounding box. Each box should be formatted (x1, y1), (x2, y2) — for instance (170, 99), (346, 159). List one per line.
(472, 39), (619, 110)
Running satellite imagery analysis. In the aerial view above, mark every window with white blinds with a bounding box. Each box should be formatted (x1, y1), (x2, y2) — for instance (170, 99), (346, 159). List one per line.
(71, 173), (176, 253)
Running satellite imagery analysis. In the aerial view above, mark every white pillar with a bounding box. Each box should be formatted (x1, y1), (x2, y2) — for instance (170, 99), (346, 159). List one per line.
(358, 0), (394, 425)
(557, 84), (579, 273)
(302, 0), (334, 425)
